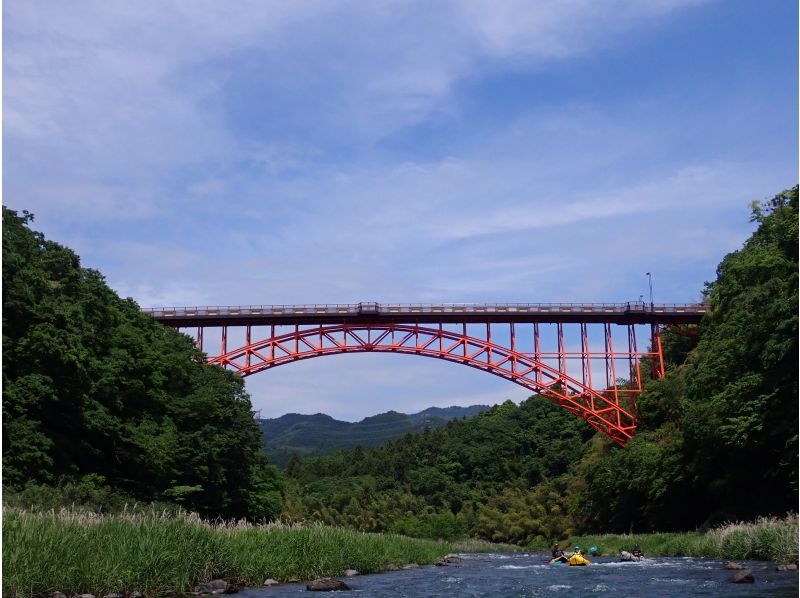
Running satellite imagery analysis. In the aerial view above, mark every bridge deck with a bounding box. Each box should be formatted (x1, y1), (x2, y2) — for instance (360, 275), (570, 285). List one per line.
(143, 302), (708, 327)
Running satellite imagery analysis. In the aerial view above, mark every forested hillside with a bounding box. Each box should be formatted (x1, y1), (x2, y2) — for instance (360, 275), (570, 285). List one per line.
(259, 405), (488, 467)
(2, 208), (282, 519)
(283, 397), (593, 541)
(283, 187), (798, 543)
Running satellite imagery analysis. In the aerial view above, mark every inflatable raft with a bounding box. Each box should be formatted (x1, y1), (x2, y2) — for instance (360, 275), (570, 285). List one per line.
(568, 553), (591, 566)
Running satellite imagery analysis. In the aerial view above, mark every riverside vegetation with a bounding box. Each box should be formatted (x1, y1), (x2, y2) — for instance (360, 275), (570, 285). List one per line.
(3, 187), (798, 594)
(3, 508), (794, 597)
(556, 515), (799, 564)
(4, 507), (510, 597)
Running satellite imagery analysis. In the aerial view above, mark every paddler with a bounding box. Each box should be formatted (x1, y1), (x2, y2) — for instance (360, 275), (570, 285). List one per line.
(568, 546), (590, 566)
(551, 543), (568, 563)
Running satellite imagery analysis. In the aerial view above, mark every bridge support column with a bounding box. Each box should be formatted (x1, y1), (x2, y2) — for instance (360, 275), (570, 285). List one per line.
(510, 322), (517, 374)
(628, 325), (642, 415)
(245, 325), (251, 370)
(651, 324), (665, 379)
(533, 323), (541, 384)
(580, 323), (592, 389)
(604, 323), (621, 427)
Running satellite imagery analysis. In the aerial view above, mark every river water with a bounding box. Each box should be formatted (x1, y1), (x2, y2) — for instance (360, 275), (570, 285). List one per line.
(240, 552), (799, 597)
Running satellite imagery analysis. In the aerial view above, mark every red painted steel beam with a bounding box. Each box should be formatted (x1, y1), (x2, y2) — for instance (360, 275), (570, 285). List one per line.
(201, 322), (653, 446)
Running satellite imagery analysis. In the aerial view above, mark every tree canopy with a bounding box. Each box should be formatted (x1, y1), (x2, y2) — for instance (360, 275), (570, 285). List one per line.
(3, 207), (282, 519)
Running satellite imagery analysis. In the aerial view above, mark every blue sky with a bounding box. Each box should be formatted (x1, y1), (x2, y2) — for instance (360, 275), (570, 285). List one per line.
(5, 0), (797, 420)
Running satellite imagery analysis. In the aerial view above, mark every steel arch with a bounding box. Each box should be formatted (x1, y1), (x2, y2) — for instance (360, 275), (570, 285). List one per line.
(206, 322), (640, 445)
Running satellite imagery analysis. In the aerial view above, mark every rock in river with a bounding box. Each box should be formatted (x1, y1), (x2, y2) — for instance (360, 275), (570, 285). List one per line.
(435, 555), (463, 566)
(724, 562), (744, 570)
(730, 569), (755, 583)
(263, 579), (280, 587)
(306, 578), (351, 591)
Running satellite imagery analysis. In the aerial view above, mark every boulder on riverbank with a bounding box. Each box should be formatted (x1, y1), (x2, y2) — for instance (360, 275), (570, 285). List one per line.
(343, 569), (359, 577)
(263, 579), (280, 586)
(435, 555), (463, 566)
(730, 570), (754, 583)
(724, 562), (744, 570)
(384, 564), (399, 571)
(775, 564), (798, 571)
(402, 564), (419, 570)
(306, 578), (351, 591)
(194, 579), (238, 595)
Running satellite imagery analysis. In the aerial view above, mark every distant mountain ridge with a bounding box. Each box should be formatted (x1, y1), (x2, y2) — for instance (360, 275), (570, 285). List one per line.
(258, 405), (489, 467)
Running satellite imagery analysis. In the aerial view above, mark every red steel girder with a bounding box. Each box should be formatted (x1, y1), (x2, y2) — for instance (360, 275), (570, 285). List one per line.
(196, 321), (665, 446)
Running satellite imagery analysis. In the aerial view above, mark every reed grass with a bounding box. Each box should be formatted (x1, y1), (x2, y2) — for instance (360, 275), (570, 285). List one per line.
(558, 514), (798, 564)
(3, 507), (465, 597)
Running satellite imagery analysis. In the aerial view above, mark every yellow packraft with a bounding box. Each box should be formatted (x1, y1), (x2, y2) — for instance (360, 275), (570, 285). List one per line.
(568, 553), (590, 566)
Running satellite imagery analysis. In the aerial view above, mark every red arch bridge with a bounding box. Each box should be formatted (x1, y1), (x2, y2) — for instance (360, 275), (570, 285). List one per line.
(144, 302), (707, 446)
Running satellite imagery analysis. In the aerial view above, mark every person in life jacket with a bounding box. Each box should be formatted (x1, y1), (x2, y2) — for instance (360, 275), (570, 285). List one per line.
(568, 546), (590, 566)
(551, 543), (568, 563)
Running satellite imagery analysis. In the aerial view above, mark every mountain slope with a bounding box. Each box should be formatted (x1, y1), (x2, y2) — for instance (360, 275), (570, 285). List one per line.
(258, 405), (488, 467)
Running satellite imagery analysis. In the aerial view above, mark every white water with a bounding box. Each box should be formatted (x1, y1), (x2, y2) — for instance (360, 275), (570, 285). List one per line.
(241, 552), (799, 597)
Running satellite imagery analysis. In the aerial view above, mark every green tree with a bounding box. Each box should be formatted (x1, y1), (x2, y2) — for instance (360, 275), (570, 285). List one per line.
(681, 187), (798, 522)
(2, 207), (283, 519)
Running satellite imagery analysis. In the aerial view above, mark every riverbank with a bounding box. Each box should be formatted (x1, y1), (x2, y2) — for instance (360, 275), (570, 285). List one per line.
(553, 515), (798, 564)
(2, 508), (516, 597)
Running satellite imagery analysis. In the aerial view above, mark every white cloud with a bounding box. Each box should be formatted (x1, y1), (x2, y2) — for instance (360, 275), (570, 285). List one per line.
(460, 0), (709, 58)
(6, 0), (715, 220)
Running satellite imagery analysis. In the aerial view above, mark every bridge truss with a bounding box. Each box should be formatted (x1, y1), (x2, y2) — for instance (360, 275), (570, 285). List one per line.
(145, 302), (707, 446)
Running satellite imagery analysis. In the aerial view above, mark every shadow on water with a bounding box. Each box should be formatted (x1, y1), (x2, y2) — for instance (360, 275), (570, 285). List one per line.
(239, 552), (799, 597)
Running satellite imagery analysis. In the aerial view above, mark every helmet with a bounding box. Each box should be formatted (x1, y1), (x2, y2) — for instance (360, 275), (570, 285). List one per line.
(574, 546), (581, 550)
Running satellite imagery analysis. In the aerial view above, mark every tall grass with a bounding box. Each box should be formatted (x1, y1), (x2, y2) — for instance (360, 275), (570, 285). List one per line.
(3, 508), (467, 597)
(558, 514), (798, 564)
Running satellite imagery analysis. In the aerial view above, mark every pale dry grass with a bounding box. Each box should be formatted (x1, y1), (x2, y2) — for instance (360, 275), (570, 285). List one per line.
(562, 514), (798, 564)
(3, 507), (457, 598)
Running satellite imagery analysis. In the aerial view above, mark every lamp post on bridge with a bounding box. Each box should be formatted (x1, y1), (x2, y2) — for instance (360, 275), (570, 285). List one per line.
(639, 294), (644, 308)
(645, 272), (654, 311)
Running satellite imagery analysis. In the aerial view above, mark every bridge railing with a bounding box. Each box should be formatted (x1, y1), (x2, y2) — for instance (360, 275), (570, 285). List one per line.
(141, 302), (709, 318)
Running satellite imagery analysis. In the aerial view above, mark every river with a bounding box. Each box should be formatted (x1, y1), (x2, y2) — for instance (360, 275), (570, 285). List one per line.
(239, 552), (799, 597)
